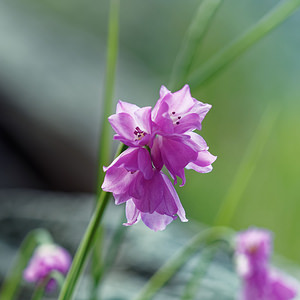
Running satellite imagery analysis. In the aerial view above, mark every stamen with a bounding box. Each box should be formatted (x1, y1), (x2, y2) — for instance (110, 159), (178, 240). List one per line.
(176, 121), (180, 125)
(133, 126), (147, 141)
(172, 111), (175, 115)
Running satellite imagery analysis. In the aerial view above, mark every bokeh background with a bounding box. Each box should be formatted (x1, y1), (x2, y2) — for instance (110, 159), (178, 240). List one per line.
(0, 0), (300, 266)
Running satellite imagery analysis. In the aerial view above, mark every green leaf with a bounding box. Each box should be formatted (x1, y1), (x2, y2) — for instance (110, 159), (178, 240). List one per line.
(188, 0), (300, 88)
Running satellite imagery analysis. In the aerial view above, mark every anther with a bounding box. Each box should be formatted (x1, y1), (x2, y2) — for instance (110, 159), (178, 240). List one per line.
(176, 121), (180, 125)
(172, 111), (175, 115)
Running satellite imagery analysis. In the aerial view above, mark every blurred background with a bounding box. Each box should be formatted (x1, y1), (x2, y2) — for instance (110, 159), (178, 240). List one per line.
(0, 0), (300, 277)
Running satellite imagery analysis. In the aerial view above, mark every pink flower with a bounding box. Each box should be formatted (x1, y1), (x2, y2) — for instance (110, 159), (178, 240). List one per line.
(151, 85), (216, 185)
(235, 228), (297, 300)
(102, 84), (216, 230)
(108, 100), (154, 148)
(101, 147), (187, 231)
(152, 85), (211, 134)
(24, 244), (72, 291)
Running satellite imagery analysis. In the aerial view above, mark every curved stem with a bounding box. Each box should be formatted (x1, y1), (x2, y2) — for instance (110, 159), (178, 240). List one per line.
(188, 0), (300, 88)
(0, 229), (52, 300)
(98, 0), (120, 188)
(133, 227), (234, 300)
(169, 0), (223, 90)
(31, 271), (65, 300)
(58, 191), (111, 300)
(214, 105), (279, 226)
(58, 144), (125, 300)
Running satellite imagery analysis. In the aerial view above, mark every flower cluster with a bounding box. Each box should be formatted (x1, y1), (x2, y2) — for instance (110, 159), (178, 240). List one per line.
(235, 228), (297, 300)
(24, 244), (72, 291)
(102, 85), (216, 231)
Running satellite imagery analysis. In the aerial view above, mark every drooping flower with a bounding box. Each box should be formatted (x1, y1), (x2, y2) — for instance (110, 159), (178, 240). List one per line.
(102, 84), (216, 230)
(101, 147), (187, 231)
(235, 228), (297, 300)
(108, 100), (154, 148)
(24, 244), (72, 291)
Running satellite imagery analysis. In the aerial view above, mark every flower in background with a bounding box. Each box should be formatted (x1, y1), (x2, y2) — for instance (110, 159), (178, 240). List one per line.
(102, 84), (215, 231)
(24, 244), (72, 291)
(235, 228), (297, 300)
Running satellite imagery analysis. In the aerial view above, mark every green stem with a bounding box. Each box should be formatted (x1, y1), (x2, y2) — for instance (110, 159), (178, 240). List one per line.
(58, 144), (125, 300)
(58, 191), (111, 300)
(0, 229), (52, 300)
(188, 0), (300, 88)
(98, 0), (120, 187)
(169, 0), (223, 90)
(133, 227), (234, 300)
(31, 271), (65, 300)
(214, 105), (279, 226)
(180, 246), (217, 300)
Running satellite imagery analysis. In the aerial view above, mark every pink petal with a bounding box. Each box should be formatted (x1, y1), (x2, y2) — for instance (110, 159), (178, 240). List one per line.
(161, 173), (188, 222)
(141, 212), (176, 231)
(131, 171), (163, 214)
(137, 147), (153, 180)
(123, 199), (141, 226)
(116, 100), (140, 114)
(108, 113), (136, 145)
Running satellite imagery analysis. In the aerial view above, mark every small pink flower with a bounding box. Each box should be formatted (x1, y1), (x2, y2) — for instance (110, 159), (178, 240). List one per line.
(108, 100), (154, 148)
(152, 85), (211, 134)
(235, 228), (297, 300)
(24, 244), (72, 292)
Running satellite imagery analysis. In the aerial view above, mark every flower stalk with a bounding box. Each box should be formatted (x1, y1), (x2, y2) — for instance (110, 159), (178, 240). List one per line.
(133, 227), (234, 300)
(188, 0), (300, 88)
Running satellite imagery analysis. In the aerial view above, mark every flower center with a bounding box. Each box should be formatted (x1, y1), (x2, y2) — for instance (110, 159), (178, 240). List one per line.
(134, 126), (147, 141)
(170, 111), (181, 125)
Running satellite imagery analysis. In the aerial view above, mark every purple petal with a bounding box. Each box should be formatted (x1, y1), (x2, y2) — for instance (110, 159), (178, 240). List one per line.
(116, 100), (140, 114)
(152, 101), (174, 134)
(151, 136), (164, 171)
(141, 212), (176, 231)
(137, 147), (153, 180)
(134, 106), (153, 136)
(174, 113), (202, 134)
(159, 85), (170, 98)
(102, 167), (136, 194)
(104, 147), (139, 172)
(158, 135), (198, 185)
(161, 173), (188, 222)
(270, 275), (297, 300)
(131, 171), (163, 214)
(123, 199), (141, 226)
(113, 192), (131, 205)
(108, 112), (136, 145)
(185, 150), (217, 173)
(186, 131), (208, 150)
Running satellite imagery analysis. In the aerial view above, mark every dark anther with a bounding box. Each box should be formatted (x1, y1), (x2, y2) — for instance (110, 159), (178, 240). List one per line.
(172, 111), (175, 115)
(178, 116), (181, 119)
(176, 121), (180, 125)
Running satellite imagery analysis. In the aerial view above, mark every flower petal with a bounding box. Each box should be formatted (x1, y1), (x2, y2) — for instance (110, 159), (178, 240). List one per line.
(130, 171), (163, 214)
(137, 147), (153, 180)
(116, 100), (140, 114)
(108, 112), (136, 145)
(102, 167), (136, 194)
(161, 173), (188, 222)
(123, 199), (141, 226)
(141, 212), (176, 232)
